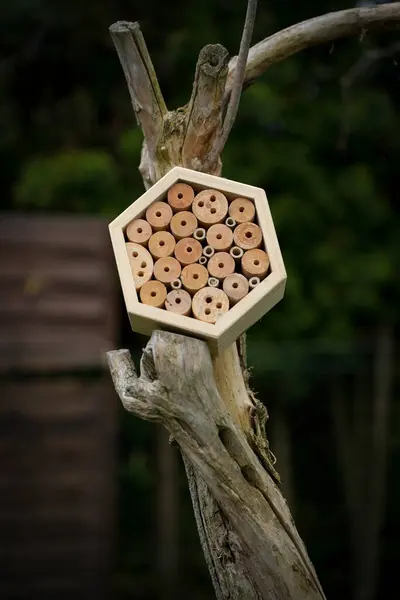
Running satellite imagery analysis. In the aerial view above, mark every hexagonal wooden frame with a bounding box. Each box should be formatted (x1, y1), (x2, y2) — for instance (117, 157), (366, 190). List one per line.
(109, 167), (286, 352)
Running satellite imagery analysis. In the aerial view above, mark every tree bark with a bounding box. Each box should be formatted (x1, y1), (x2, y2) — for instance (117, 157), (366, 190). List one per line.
(108, 333), (325, 600)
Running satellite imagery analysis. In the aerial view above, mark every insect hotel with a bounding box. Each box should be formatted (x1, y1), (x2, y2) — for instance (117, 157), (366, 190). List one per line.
(109, 167), (286, 351)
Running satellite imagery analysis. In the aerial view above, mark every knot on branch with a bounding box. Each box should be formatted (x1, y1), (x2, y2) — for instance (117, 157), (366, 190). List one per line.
(197, 44), (230, 77)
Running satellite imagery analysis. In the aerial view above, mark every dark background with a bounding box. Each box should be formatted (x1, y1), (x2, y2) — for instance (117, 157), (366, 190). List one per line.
(0, 1), (399, 599)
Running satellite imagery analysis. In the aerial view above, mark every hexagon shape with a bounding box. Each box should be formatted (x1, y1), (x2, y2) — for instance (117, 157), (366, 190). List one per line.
(109, 167), (286, 352)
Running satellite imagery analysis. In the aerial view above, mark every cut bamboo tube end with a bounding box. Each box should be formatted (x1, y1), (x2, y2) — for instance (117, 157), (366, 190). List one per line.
(126, 242), (154, 290)
(139, 280), (167, 308)
(170, 211), (198, 240)
(233, 222), (263, 250)
(146, 201), (173, 231)
(165, 289), (192, 316)
(223, 273), (249, 305)
(225, 217), (236, 229)
(208, 277), (219, 288)
(199, 256), (208, 266)
(192, 189), (228, 227)
(174, 237), (202, 265)
(206, 224), (233, 252)
(193, 227), (206, 242)
(208, 252), (235, 280)
(192, 287), (229, 323)
(203, 245), (215, 258)
(230, 246), (244, 261)
(229, 198), (255, 224)
(154, 256), (182, 285)
(167, 182), (195, 212)
(148, 231), (175, 260)
(171, 278), (182, 290)
(181, 264), (208, 295)
(241, 249), (270, 280)
(249, 276), (261, 289)
(126, 218), (152, 245)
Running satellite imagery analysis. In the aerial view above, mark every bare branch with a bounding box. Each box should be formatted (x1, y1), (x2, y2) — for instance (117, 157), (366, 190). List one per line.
(182, 44), (229, 174)
(109, 21), (167, 159)
(226, 4), (400, 91)
(205, 0), (258, 169)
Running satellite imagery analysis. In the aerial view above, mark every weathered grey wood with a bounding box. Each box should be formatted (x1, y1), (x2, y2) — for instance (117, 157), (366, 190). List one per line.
(226, 4), (400, 93)
(107, 333), (326, 600)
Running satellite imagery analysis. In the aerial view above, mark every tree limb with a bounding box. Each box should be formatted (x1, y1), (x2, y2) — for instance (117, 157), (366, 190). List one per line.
(226, 4), (400, 92)
(206, 0), (258, 168)
(107, 332), (326, 600)
(109, 21), (167, 169)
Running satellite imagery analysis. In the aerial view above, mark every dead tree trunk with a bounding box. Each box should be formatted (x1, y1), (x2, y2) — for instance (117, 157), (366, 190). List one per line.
(107, 5), (400, 599)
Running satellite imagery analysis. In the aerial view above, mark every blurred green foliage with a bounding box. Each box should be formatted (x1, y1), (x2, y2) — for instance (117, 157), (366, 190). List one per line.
(1, 1), (399, 599)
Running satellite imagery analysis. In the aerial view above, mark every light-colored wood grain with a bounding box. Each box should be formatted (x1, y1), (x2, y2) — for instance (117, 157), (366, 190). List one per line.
(154, 256), (182, 284)
(206, 224), (233, 252)
(229, 198), (255, 224)
(170, 211), (198, 240)
(109, 167), (286, 351)
(192, 287), (229, 323)
(233, 222), (263, 250)
(140, 280), (167, 308)
(174, 237), (203, 265)
(126, 218), (153, 245)
(181, 264), (209, 295)
(223, 273), (249, 305)
(193, 189), (228, 227)
(242, 249), (269, 279)
(165, 289), (192, 316)
(167, 182), (195, 212)
(126, 242), (154, 290)
(208, 252), (235, 280)
(146, 201), (173, 231)
(148, 231), (176, 259)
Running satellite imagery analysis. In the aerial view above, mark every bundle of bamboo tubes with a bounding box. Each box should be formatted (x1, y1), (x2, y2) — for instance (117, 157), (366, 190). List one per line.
(125, 183), (270, 323)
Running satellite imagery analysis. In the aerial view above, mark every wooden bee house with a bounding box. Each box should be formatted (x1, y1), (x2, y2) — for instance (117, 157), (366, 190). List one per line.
(109, 167), (286, 351)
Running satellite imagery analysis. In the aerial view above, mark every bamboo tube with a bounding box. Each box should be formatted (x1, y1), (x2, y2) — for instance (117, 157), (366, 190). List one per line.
(139, 280), (167, 308)
(223, 274), (249, 305)
(154, 256), (181, 285)
(126, 242), (154, 291)
(199, 256), (208, 266)
(165, 289), (192, 316)
(193, 227), (206, 242)
(192, 189), (228, 227)
(208, 252), (235, 280)
(170, 211), (198, 240)
(208, 277), (219, 288)
(225, 217), (236, 229)
(233, 222), (263, 250)
(229, 198), (256, 224)
(192, 287), (229, 323)
(230, 246), (244, 262)
(203, 245), (215, 259)
(206, 224), (233, 252)
(181, 264), (208, 295)
(174, 237), (202, 265)
(148, 231), (175, 260)
(126, 218), (152, 245)
(241, 249), (270, 280)
(249, 276), (260, 289)
(167, 182), (195, 212)
(146, 201), (173, 231)
(171, 278), (182, 290)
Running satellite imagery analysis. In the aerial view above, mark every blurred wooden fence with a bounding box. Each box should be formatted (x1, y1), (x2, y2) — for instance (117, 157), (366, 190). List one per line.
(0, 214), (119, 600)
